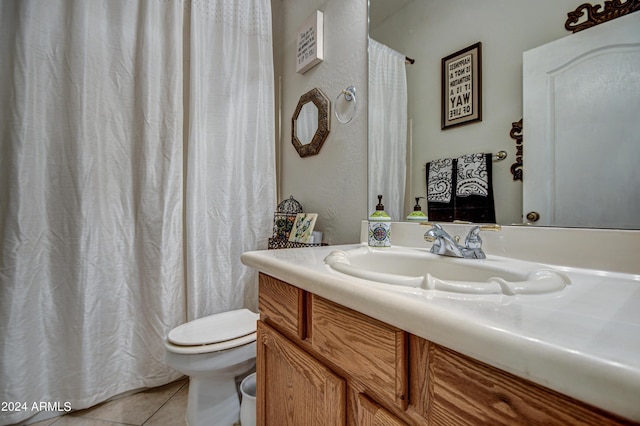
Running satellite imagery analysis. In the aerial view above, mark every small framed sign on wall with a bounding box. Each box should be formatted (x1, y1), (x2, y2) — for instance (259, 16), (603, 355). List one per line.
(441, 42), (482, 129)
(296, 10), (324, 74)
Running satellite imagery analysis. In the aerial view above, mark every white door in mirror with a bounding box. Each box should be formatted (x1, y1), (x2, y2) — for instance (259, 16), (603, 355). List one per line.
(523, 12), (640, 229)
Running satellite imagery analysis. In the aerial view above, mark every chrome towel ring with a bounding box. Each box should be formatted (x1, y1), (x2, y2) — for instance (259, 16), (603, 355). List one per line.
(335, 85), (357, 124)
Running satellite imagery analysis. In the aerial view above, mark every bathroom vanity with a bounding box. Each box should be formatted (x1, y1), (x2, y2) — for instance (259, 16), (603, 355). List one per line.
(241, 222), (640, 425)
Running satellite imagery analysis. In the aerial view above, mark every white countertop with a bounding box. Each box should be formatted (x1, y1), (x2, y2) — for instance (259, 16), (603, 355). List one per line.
(241, 241), (640, 422)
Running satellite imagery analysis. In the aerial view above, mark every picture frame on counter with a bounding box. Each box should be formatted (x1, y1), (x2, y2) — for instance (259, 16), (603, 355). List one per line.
(288, 213), (318, 244)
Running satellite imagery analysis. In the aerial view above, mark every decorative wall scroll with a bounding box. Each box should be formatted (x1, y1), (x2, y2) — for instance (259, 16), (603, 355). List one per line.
(565, 0), (640, 33)
(510, 119), (523, 181)
(441, 42), (482, 130)
(296, 10), (324, 74)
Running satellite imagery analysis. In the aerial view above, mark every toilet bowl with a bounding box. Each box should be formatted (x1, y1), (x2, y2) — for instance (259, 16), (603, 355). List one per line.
(165, 309), (258, 426)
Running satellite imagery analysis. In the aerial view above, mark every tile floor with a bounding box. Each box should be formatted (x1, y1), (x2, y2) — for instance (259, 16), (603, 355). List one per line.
(23, 379), (188, 426)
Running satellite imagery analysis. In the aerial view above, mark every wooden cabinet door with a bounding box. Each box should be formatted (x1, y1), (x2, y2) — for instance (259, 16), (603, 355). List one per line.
(257, 321), (346, 426)
(355, 393), (407, 426)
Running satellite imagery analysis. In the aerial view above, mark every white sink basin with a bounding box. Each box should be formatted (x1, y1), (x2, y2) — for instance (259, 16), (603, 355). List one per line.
(324, 245), (570, 295)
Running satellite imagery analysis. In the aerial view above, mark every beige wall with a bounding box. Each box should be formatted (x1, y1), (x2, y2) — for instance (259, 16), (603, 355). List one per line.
(370, 0), (579, 225)
(273, 0), (368, 245)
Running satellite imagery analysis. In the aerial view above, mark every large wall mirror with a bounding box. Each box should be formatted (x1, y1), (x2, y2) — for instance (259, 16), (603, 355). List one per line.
(368, 0), (640, 229)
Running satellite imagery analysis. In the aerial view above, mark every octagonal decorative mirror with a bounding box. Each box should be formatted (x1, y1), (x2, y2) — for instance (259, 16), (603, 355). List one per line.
(291, 88), (330, 157)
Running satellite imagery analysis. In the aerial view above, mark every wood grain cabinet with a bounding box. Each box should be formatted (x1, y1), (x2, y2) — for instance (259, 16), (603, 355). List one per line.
(309, 295), (408, 412)
(256, 321), (345, 425)
(257, 273), (635, 426)
(355, 393), (405, 426)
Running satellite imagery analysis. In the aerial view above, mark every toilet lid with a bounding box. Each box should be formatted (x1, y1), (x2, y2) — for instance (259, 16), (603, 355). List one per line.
(168, 309), (258, 346)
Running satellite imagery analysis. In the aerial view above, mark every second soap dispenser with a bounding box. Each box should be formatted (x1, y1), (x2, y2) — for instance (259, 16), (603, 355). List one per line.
(406, 197), (428, 222)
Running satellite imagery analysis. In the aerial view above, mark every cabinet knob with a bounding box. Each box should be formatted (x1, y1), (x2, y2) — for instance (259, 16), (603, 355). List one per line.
(526, 211), (540, 222)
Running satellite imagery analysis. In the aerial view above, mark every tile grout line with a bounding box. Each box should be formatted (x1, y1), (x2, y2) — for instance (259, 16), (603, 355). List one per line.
(141, 381), (188, 425)
(46, 380), (188, 426)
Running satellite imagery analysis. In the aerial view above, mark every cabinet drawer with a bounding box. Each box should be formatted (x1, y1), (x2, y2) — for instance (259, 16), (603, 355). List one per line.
(429, 344), (629, 425)
(309, 295), (407, 410)
(258, 273), (305, 339)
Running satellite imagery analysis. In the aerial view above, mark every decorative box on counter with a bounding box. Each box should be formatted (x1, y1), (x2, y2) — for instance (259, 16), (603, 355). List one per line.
(269, 196), (326, 249)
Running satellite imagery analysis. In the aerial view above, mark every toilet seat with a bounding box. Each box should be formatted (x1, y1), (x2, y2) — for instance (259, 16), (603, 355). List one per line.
(165, 332), (256, 355)
(166, 309), (258, 355)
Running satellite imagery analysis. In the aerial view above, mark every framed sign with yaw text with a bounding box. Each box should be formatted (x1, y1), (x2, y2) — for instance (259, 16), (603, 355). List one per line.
(442, 42), (482, 129)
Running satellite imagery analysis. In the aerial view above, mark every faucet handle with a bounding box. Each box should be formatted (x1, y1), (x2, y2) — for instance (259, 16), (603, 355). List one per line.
(422, 222), (443, 243)
(463, 225), (500, 259)
(465, 224), (501, 241)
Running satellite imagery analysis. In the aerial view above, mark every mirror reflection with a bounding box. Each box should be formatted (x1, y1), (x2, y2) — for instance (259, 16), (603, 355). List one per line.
(523, 11), (640, 229)
(368, 0), (639, 229)
(296, 102), (318, 146)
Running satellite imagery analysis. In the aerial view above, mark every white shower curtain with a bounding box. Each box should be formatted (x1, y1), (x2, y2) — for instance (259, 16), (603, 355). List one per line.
(0, 1), (275, 424)
(368, 38), (408, 221)
(186, 0), (275, 320)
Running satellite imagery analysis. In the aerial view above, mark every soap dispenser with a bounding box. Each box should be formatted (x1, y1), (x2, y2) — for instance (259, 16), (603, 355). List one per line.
(368, 195), (391, 247)
(406, 197), (428, 222)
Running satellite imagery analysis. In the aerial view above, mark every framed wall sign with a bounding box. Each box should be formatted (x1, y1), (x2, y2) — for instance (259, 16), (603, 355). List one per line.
(296, 10), (324, 74)
(441, 42), (482, 129)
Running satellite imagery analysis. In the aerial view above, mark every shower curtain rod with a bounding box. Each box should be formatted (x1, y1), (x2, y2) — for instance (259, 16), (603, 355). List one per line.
(405, 56), (415, 64)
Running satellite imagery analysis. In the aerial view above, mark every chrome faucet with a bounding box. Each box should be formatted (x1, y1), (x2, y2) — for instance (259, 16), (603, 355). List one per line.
(422, 222), (501, 259)
(423, 223), (464, 257)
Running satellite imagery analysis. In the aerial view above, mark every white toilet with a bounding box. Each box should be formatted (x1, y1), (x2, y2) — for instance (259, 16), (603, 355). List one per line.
(165, 309), (259, 426)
